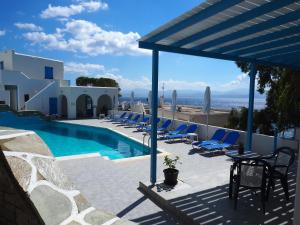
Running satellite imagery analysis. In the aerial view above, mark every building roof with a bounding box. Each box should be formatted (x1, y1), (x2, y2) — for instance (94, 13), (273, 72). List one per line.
(139, 0), (300, 70)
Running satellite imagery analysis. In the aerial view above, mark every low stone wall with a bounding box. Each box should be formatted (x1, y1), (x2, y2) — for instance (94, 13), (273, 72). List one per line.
(0, 149), (44, 225)
(0, 132), (136, 225)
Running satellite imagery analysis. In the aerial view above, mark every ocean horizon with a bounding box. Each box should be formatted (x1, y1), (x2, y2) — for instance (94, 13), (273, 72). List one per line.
(120, 96), (266, 110)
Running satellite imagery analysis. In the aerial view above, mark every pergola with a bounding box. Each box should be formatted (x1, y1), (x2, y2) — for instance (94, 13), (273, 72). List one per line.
(138, 0), (300, 223)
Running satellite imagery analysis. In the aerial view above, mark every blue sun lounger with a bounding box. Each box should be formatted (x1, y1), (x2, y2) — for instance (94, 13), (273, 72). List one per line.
(165, 124), (198, 142)
(145, 118), (168, 133)
(161, 124), (188, 138)
(192, 129), (226, 148)
(113, 112), (127, 122)
(202, 131), (240, 150)
(134, 117), (150, 129)
(126, 114), (141, 125)
(120, 113), (133, 124)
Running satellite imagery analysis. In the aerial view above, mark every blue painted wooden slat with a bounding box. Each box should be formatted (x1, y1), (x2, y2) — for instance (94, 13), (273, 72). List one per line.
(254, 44), (300, 59)
(172, 0), (295, 48)
(138, 41), (300, 70)
(193, 9), (300, 51)
(215, 26), (300, 54)
(261, 51), (300, 65)
(144, 0), (243, 43)
(234, 35), (300, 56)
(150, 50), (159, 185)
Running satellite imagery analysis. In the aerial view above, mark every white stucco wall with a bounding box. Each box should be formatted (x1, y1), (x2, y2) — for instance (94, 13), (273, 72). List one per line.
(59, 86), (118, 119)
(0, 50), (64, 80)
(0, 51), (13, 70)
(0, 90), (10, 106)
(0, 70), (51, 110)
(25, 81), (60, 114)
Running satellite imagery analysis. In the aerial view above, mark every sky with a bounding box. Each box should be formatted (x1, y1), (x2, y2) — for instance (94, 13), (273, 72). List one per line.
(0, 0), (257, 97)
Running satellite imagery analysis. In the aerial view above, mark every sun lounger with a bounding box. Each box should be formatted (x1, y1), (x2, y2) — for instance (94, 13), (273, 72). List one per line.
(120, 113), (133, 124)
(135, 117), (150, 130)
(112, 112), (127, 122)
(160, 124), (188, 138)
(192, 129), (226, 148)
(126, 114), (141, 126)
(145, 119), (170, 133)
(165, 124), (198, 142)
(202, 131), (240, 150)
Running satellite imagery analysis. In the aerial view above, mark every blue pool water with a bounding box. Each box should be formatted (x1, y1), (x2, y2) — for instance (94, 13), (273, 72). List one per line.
(0, 111), (150, 159)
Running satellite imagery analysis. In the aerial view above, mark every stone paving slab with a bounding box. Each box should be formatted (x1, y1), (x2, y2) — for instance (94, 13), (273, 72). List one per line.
(58, 119), (233, 224)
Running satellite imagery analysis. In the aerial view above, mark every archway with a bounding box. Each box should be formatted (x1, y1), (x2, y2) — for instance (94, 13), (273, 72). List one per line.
(96, 95), (112, 116)
(76, 94), (93, 118)
(59, 95), (68, 118)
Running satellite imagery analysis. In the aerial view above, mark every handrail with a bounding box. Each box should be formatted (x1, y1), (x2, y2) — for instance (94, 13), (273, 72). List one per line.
(25, 81), (55, 104)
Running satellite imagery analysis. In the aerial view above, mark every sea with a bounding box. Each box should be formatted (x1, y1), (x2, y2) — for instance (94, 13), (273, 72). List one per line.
(120, 96), (266, 110)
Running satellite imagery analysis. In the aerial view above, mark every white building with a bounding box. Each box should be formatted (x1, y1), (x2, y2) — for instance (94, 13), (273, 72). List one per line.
(0, 50), (118, 119)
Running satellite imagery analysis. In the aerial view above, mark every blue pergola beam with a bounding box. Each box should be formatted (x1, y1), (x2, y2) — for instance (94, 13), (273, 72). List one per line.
(150, 50), (159, 185)
(172, 0), (295, 48)
(215, 26), (300, 54)
(139, 42), (300, 70)
(246, 63), (257, 151)
(192, 9), (300, 51)
(232, 35), (300, 56)
(144, 0), (243, 43)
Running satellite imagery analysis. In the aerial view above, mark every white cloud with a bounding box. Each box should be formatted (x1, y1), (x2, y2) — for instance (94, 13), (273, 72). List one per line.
(65, 62), (105, 74)
(14, 23), (43, 31)
(40, 1), (108, 19)
(0, 30), (5, 36)
(221, 73), (249, 90)
(23, 19), (150, 56)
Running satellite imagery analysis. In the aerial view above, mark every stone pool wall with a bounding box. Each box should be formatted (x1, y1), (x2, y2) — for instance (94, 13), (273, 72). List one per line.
(0, 132), (136, 225)
(0, 149), (44, 225)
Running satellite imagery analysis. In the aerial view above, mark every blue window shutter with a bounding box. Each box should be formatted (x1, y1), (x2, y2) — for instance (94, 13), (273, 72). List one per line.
(45, 66), (53, 79)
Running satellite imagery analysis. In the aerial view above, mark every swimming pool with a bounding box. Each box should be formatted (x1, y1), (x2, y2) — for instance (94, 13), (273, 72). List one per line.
(0, 111), (151, 159)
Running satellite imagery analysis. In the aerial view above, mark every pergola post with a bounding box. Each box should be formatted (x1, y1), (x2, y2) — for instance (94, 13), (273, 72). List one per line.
(150, 50), (159, 184)
(246, 63), (257, 151)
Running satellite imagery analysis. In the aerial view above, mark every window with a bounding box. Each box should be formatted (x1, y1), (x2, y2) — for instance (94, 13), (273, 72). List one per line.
(45, 66), (53, 79)
(0, 61), (4, 70)
(24, 94), (29, 102)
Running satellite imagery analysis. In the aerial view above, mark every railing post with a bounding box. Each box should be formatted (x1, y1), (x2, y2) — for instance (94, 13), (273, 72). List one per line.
(246, 63), (257, 151)
(150, 50), (159, 185)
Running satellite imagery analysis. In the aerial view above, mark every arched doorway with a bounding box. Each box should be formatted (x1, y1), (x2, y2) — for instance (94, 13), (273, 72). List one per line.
(59, 95), (68, 118)
(96, 95), (112, 116)
(76, 94), (93, 118)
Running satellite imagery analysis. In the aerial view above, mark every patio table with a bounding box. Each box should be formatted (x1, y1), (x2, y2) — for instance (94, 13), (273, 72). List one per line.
(226, 150), (264, 198)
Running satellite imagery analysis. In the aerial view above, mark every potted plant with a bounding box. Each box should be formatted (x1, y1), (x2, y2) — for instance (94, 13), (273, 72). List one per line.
(163, 155), (181, 186)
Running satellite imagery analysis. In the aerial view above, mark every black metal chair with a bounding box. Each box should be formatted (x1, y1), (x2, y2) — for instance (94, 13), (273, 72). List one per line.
(232, 159), (270, 213)
(263, 147), (295, 200)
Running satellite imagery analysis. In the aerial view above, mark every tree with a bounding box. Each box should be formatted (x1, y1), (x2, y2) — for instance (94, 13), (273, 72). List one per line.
(236, 62), (300, 131)
(76, 76), (121, 97)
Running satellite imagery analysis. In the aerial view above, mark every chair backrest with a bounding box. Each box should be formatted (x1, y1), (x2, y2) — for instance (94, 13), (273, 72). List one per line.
(133, 114), (140, 122)
(156, 118), (161, 123)
(120, 112), (126, 118)
(273, 147), (295, 175)
(126, 113), (133, 120)
(238, 159), (269, 188)
(161, 119), (171, 129)
(186, 124), (197, 133)
(224, 131), (240, 145)
(175, 124), (188, 133)
(211, 129), (226, 141)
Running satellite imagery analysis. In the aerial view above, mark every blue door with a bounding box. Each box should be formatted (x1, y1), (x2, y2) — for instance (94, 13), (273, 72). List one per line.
(49, 97), (57, 115)
(45, 66), (53, 79)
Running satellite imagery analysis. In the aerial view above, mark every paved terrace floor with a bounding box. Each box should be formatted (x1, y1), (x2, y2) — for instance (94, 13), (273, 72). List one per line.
(57, 119), (296, 225)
